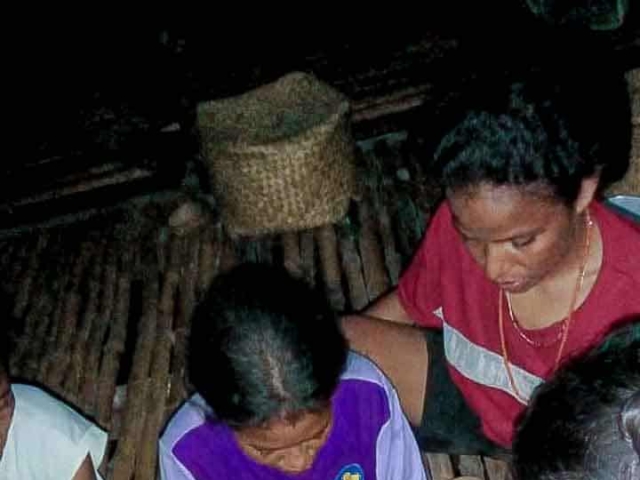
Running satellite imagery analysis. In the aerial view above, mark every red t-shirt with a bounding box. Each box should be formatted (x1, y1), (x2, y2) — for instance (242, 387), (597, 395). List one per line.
(397, 200), (640, 447)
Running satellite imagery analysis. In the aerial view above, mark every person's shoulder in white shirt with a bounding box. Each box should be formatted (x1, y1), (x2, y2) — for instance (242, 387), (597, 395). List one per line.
(1, 383), (108, 480)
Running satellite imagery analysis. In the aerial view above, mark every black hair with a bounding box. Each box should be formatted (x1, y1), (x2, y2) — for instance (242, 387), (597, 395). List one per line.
(187, 263), (348, 429)
(430, 66), (631, 204)
(513, 319), (640, 480)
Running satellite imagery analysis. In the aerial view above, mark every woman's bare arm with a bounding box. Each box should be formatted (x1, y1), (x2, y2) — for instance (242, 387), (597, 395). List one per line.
(360, 288), (414, 324)
(340, 288), (428, 425)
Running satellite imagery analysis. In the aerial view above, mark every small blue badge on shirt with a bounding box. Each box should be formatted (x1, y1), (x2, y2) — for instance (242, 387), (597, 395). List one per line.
(335, 463), (365, 480)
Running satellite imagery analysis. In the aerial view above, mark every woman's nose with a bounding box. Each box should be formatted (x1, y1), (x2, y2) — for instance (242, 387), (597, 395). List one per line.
(483, 244), (511, 283)
(280, 446), (315, 473)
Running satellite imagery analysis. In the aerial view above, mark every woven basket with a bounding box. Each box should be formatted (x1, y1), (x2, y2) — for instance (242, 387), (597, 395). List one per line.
(197, 72), (357, 236)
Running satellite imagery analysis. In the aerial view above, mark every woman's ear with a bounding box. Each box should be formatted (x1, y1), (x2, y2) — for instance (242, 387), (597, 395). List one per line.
(575, 175), (601, 214)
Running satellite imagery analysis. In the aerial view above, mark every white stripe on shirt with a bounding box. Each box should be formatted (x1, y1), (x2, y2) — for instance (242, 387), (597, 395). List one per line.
(434, 307), (543, 404)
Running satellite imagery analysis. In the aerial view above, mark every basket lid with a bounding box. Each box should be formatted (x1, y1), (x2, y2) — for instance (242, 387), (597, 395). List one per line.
(197, 71), (349, 146)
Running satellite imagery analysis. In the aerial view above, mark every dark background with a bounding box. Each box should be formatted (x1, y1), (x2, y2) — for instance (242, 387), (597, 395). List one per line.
(4, 2), (639, 222)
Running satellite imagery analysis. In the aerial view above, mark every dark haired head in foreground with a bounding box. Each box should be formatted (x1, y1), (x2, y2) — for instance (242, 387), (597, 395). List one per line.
(162, 262), (427, 478)
(188, 262), (348, 429)
(514, 320), (640, 480)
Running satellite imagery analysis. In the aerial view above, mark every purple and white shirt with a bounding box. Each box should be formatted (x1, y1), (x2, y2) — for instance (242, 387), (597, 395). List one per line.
(159, 352), (428, 480)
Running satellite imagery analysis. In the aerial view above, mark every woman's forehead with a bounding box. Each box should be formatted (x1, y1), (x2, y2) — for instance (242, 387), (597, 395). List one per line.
(238, 408), (331, 449)
(449, 181), (558, 203)
(448, 184), (566, 234)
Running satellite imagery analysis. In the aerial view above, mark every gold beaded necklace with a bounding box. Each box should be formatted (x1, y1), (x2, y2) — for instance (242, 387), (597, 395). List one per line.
(498, 211), (593, 402)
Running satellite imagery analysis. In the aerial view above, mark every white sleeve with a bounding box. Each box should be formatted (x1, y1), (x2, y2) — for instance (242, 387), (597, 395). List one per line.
(3, 385), (108, 480)
(158, 440), (197, 480)
(375, 378), (430, 480)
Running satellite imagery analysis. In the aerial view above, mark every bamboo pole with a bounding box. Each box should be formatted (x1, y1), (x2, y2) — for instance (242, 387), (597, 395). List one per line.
(46, 238), (96, 392)
(136, 232), (184, 480)
(625, 72), (640, 191)
(337, 222), (369, 311)
(351, 84), (432, 123)
(197, 224), (221, 298)
(458, 455), (486, 479)
(157, 226), (170, 274)
(95, 240), (136, 429)
(314, 225), (345, 311)
(357, 200), (390, 301)
(13, 232), (49, 318)
(7, 238), (31, 295)
(21, 290), (56, 379)
(390, 187), (426, 267)
(483, 457), (512, 480)
(608, 68), (640, 196)
(65, 240), (107, 402)
(218, 231), (238, 273)
(168, 232), (200, 416)
(282, 231), (302, 279)
(376, 203), (402, 285)
(81, 241), (119, 415)
(358, 138), (403, 286)
(36, 285), (68, 385)
(110, 261), (160, 480)
(9, 232), (64, 375)
(45, 292), (81, 394)
(300, 230), (316, 286)
(424, 452), (455, 480)
(13, 286), (53, 378)
(34, 237), (76, 383)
